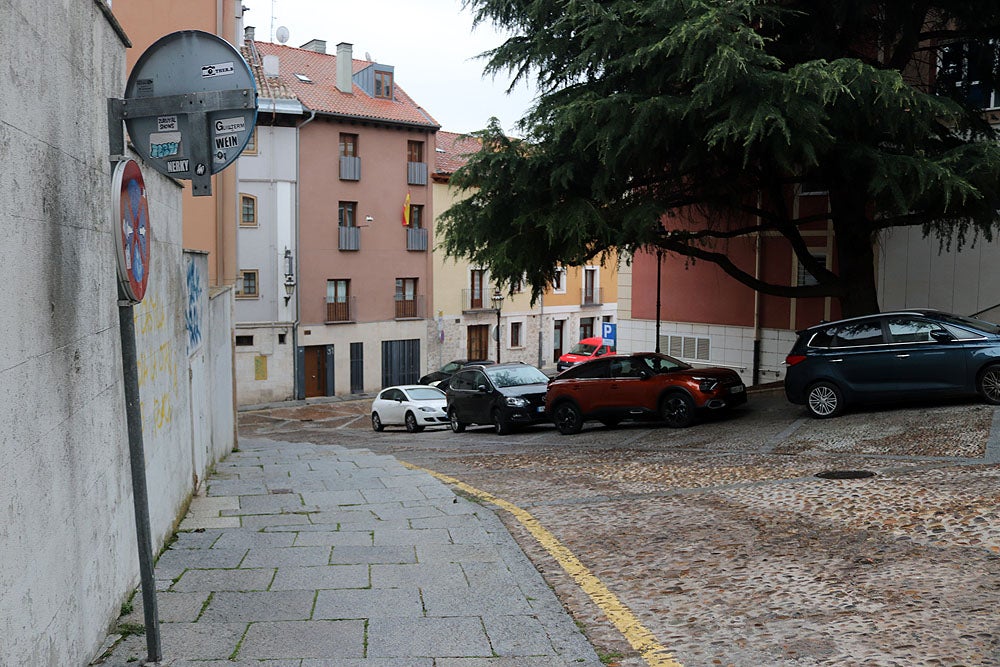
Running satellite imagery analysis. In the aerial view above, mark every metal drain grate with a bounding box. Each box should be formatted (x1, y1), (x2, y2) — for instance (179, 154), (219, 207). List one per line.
(815, 470), (876, 480)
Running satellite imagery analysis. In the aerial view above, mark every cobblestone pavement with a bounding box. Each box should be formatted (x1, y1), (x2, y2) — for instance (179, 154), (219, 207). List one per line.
(239, 390), (1000, 667)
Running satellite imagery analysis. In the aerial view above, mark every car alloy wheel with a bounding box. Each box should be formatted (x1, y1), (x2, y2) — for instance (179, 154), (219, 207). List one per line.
(806, 381), (843, 418)
(371, 412), (384, 432)
(405, 411), (423, 433)
(449, 409), (466, 433)
(978, 364), (1000, 405)
(553, 402), (583, 435)
(661, 393), (695, 428)
(492, 409), (512, 435)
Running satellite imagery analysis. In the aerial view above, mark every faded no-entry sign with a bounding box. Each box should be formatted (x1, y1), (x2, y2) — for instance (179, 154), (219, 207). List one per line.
(113, 159), (150, 303)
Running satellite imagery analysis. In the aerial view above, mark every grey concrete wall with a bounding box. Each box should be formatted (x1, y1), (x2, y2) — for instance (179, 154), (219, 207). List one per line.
(208, 287), (237, 463)
(0, 1), (235, 664)
(878, 226), (1000, 318)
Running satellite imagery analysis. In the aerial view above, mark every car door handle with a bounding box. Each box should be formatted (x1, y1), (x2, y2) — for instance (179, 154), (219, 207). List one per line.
(896, 353), (910, 358)
(830, 358), (843, 363)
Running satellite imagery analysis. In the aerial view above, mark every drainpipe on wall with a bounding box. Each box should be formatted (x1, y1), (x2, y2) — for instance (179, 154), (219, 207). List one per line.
(292, 108), (317, 399)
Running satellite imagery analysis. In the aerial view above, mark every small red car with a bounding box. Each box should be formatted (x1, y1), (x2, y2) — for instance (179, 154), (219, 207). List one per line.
(546, 352), (747, 433)
(556, 336), (615, 372)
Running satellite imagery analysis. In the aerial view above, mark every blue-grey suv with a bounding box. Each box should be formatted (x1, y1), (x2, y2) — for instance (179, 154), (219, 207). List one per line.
(784, 309), (1000, 418)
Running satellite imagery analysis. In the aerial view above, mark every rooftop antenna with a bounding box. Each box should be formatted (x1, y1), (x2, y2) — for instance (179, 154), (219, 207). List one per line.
(269, 0), (276, 42)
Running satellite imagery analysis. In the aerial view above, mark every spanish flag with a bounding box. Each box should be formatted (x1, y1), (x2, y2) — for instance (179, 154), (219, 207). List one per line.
(402, 191), (411, 227)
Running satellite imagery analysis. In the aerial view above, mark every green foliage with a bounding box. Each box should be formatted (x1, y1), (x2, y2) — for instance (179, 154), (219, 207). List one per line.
(447, 0), (1000, 314)
(115, 622), (145, 637)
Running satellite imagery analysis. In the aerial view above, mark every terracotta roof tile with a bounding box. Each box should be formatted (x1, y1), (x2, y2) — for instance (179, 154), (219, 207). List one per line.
(435, 130), (482, 175)
(243, 41), (439, 129)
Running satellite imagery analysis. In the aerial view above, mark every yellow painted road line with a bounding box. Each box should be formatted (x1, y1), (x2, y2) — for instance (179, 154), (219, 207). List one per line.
(402, 462), (684, 667)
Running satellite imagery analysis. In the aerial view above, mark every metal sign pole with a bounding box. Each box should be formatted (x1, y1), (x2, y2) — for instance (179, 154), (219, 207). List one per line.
(118, 300), (163, 663)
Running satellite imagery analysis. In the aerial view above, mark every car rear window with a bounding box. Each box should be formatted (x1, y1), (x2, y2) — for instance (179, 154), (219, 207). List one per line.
(558, 359), (611, 379)
(808, 329), (834, 347)
(831, 321), (884, 347)
(809, 321), (884, 348)
(450, 371), (472, 390)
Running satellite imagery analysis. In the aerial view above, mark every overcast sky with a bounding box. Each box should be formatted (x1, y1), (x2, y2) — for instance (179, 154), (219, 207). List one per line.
(239, 0), (537, 135)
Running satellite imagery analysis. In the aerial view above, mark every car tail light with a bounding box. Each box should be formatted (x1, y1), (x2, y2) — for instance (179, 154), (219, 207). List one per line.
(785, 354), (806, 366)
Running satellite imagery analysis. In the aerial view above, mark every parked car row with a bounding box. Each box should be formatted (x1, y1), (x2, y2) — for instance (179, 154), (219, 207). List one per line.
(373, 309), (1000, 434)
(375, 353), (747, 435)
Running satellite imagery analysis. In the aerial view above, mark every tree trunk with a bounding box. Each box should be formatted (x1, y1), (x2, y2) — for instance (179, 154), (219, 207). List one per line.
(830, 186), (881, 318)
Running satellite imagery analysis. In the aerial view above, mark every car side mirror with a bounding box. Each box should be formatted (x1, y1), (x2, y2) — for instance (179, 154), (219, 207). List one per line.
(930, 330), (954, 342)
(638, 369), (652, 380)
(477, 384), (488, 392)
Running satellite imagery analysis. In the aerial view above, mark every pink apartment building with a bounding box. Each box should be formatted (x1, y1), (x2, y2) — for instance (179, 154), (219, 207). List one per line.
(238, 35), (439, 400)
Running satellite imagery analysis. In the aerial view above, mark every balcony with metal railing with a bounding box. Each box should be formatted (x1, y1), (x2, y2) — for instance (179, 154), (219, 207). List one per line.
(339, 225), (360, 251)
(407, 161), (428, 185)
(339, 156), (360, 181)
(461, 288), (501, 313)
(394, 294), (425, 319)
(325, 296), (356, 323)
(406, 227), (427, 251)
(581, 287), (604, 307)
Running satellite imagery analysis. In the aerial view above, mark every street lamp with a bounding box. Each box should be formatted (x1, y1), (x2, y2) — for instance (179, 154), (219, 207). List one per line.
(283, 248), (295, 306)
(491, 288), (504, 362)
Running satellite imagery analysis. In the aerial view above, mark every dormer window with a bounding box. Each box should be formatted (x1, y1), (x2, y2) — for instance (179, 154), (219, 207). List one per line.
(374, 70), (393, 99)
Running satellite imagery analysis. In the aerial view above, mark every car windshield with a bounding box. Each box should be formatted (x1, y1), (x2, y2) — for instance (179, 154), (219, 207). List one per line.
(485, 365), (549, 387)
(568, 342), (598, 355)
(933, 312), (1000, 335)
(407, 387), (446, 400)
(639, 353), (691, 373)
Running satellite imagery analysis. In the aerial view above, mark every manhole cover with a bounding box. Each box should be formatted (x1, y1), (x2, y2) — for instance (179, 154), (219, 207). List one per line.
(815, 470), (876, 480)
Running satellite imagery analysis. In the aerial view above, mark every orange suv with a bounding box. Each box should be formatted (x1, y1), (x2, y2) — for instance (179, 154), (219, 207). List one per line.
(545, 352), (747, 433)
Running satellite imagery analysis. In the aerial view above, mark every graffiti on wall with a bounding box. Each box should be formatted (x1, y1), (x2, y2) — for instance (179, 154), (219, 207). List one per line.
(133, 294), (177, 435)
(185, 257), (204, 356)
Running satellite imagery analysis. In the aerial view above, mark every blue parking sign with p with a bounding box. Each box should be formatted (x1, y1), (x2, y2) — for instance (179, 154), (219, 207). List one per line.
(602, 322), (616, 347)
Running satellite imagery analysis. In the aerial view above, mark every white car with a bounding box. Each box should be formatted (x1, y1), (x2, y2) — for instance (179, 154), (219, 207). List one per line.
(371, 385), (448, 432)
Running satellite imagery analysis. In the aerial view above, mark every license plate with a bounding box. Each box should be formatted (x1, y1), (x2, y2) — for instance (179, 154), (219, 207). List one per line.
(731, 385), (745, 394)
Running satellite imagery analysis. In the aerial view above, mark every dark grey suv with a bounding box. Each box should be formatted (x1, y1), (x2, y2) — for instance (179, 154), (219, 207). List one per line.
(445, 362), (549, 435)
(784, 309), (1000, 418)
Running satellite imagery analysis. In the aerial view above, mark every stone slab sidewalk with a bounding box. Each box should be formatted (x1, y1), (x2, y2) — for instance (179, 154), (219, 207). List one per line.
(92, 438), (601, 667)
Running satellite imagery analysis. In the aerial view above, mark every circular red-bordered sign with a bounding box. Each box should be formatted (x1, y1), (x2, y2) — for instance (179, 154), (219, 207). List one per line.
(112, 159), (151, 303)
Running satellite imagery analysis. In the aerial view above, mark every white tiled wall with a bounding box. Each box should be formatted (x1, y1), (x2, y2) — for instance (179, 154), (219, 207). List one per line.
(618, 317), (798, 386)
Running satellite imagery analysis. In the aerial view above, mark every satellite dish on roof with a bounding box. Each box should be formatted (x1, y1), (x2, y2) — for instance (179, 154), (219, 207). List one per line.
(275, 26), (289, 44)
